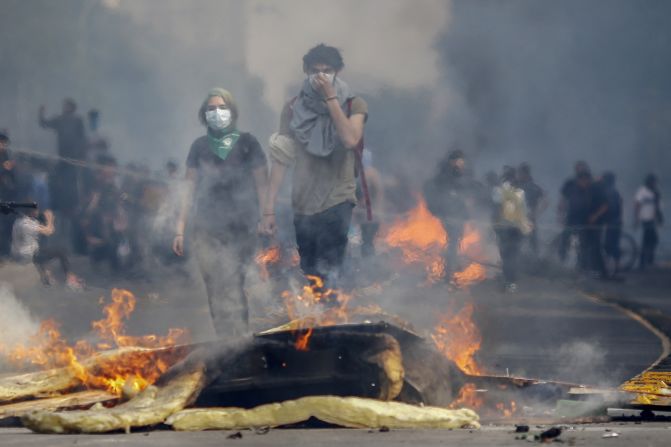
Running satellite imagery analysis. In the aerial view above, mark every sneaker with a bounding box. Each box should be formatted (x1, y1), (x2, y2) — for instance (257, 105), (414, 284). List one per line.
(505, 282), (518, 294)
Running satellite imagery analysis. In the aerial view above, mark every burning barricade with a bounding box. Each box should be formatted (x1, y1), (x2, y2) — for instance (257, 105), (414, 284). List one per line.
(0, 195), (577, 433)
(0, 289), (481, 432)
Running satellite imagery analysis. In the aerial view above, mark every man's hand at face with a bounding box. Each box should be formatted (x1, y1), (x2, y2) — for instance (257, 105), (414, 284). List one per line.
(314, 73), (337, 99)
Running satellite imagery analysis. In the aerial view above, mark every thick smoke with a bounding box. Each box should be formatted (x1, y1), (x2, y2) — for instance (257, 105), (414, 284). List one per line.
(244, 0), (449, 110)
(0, 0), (668, 387)
(0, 283), (39, 361)
(435, 0), (671, 228)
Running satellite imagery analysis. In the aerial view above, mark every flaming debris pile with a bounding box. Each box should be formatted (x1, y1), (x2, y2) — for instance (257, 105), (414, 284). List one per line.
(0, 289), (189, 395)
(0, 194), (552, 433)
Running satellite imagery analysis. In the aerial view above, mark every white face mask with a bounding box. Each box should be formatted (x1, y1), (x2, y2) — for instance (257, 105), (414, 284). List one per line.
(205, 108), (232, 130)
(308, 73), (335, 90)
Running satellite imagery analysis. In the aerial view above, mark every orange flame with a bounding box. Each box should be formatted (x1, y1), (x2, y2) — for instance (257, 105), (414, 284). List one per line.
(383, 196), (487, 286)
(294, 328), (314, 351)
(453, 262), (487, 288)
(459, 222), (484, 259)
(280, 275), (356, 350)
(383, 196), (448, 283)
(431, 302), (483, 375)
(495, 401), (518, 418)
(255, 246), (281, 280)
(0, 289), (189, 395)
(449, 383), (485, 409)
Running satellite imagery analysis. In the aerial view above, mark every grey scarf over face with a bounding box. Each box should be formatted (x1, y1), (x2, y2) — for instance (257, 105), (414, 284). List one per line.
(289, 77), (353, 157)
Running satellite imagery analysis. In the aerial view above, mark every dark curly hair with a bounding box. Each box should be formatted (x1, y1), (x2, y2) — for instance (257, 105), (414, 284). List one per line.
(303, 44), (344, 71)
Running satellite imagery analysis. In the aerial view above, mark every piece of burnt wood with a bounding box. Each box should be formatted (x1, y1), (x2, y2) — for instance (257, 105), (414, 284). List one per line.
(400, 339), (466, 407)
(188, 321), (463, 408)
(258, 321), (465, 407)
(0, 344), (194, 405)
(193, 331), (402, 408)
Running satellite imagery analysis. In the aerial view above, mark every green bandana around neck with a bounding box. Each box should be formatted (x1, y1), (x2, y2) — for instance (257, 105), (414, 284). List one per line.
(207, 129), (241, 160)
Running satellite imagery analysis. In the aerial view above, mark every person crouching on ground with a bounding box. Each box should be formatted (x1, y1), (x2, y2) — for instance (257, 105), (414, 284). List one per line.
(492, 166), (532, 293)
(173, 88), (268, 337)
(11, 204), (83, 290)
(260, 44), (368, 290)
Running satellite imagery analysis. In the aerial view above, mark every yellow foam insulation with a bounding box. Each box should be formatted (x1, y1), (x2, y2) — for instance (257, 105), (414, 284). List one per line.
(22, 363), (204, 434)
(166, 396), (480, 431)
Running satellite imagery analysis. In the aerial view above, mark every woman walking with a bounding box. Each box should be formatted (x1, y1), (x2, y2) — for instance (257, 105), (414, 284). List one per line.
(173, 88), (267, 337)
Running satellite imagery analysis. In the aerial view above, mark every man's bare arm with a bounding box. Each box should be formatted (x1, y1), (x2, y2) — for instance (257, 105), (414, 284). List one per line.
(259, 162), (288, 235)
(173, 168), (196, 256)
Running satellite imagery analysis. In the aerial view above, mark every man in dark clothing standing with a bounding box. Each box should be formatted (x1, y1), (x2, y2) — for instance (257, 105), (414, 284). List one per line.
(423, 149), (475, 276)
(0, 130), (17, 258)
(517, 163), (546, 257)
(39, 99), (88, 253)
(572, 171), (608, 276)
(600, 172), (623, 273)
(558, 161), (590, 264)
(39, 99), (87, 161)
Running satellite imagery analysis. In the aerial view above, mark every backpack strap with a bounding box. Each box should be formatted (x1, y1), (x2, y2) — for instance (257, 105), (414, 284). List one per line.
(348, 98), (373, 222)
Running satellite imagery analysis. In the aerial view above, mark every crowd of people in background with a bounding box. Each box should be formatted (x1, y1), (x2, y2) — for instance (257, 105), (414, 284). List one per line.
(424, 150), (664, 292)
(0, 94), (665, 295)
(0, 99), (183, 288)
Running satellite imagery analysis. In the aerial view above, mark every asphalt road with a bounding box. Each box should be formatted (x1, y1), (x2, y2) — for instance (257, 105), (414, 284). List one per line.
(2, 424), (671, 447)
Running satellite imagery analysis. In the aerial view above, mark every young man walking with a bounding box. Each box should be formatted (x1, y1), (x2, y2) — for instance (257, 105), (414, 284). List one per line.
(261, 44), (367, 288)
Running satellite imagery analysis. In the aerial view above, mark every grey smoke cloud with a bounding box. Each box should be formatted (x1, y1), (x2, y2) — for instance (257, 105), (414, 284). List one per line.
(0, 283), (39, 361)
(243, 0), (450, 109)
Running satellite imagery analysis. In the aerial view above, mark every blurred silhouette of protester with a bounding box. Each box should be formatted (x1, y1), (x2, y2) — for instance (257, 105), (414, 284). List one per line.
(352, 148), (383, 258)
(165, 160), (179, 181)
(11, 204), (83, 290)
(383, 169), (416, 215)
(86, 109), (109, 160)
(173, 88), (268, 338)
(81, 155), (123, 273)
(600, 172), (623, 274)
(118, 163), (154, 271)
(261, 44), (367, 290)
(491, 166), (532, 293)
(558, 161), (591, 263)
(423, 149), (476, 276)
(517, 162), (547, 257)
(634, 173), (664, 270)
(575, 170), (608, 277)
(30, 158), (52, 215)
(151, 160), (185, 267)
(0, 130), (18, 259)
(84, 108), (110, 190)
(38, 99), (88, 254)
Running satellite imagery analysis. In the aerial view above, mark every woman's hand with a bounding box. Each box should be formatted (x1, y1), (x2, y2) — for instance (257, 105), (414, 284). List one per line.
(172, 234), (184, 256)
(259, 214), (277, 236)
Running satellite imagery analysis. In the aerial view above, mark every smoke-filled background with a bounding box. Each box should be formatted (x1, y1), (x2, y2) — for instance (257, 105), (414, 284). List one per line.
(1, 0), (670, 240)
(1, 0), (669, 390)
